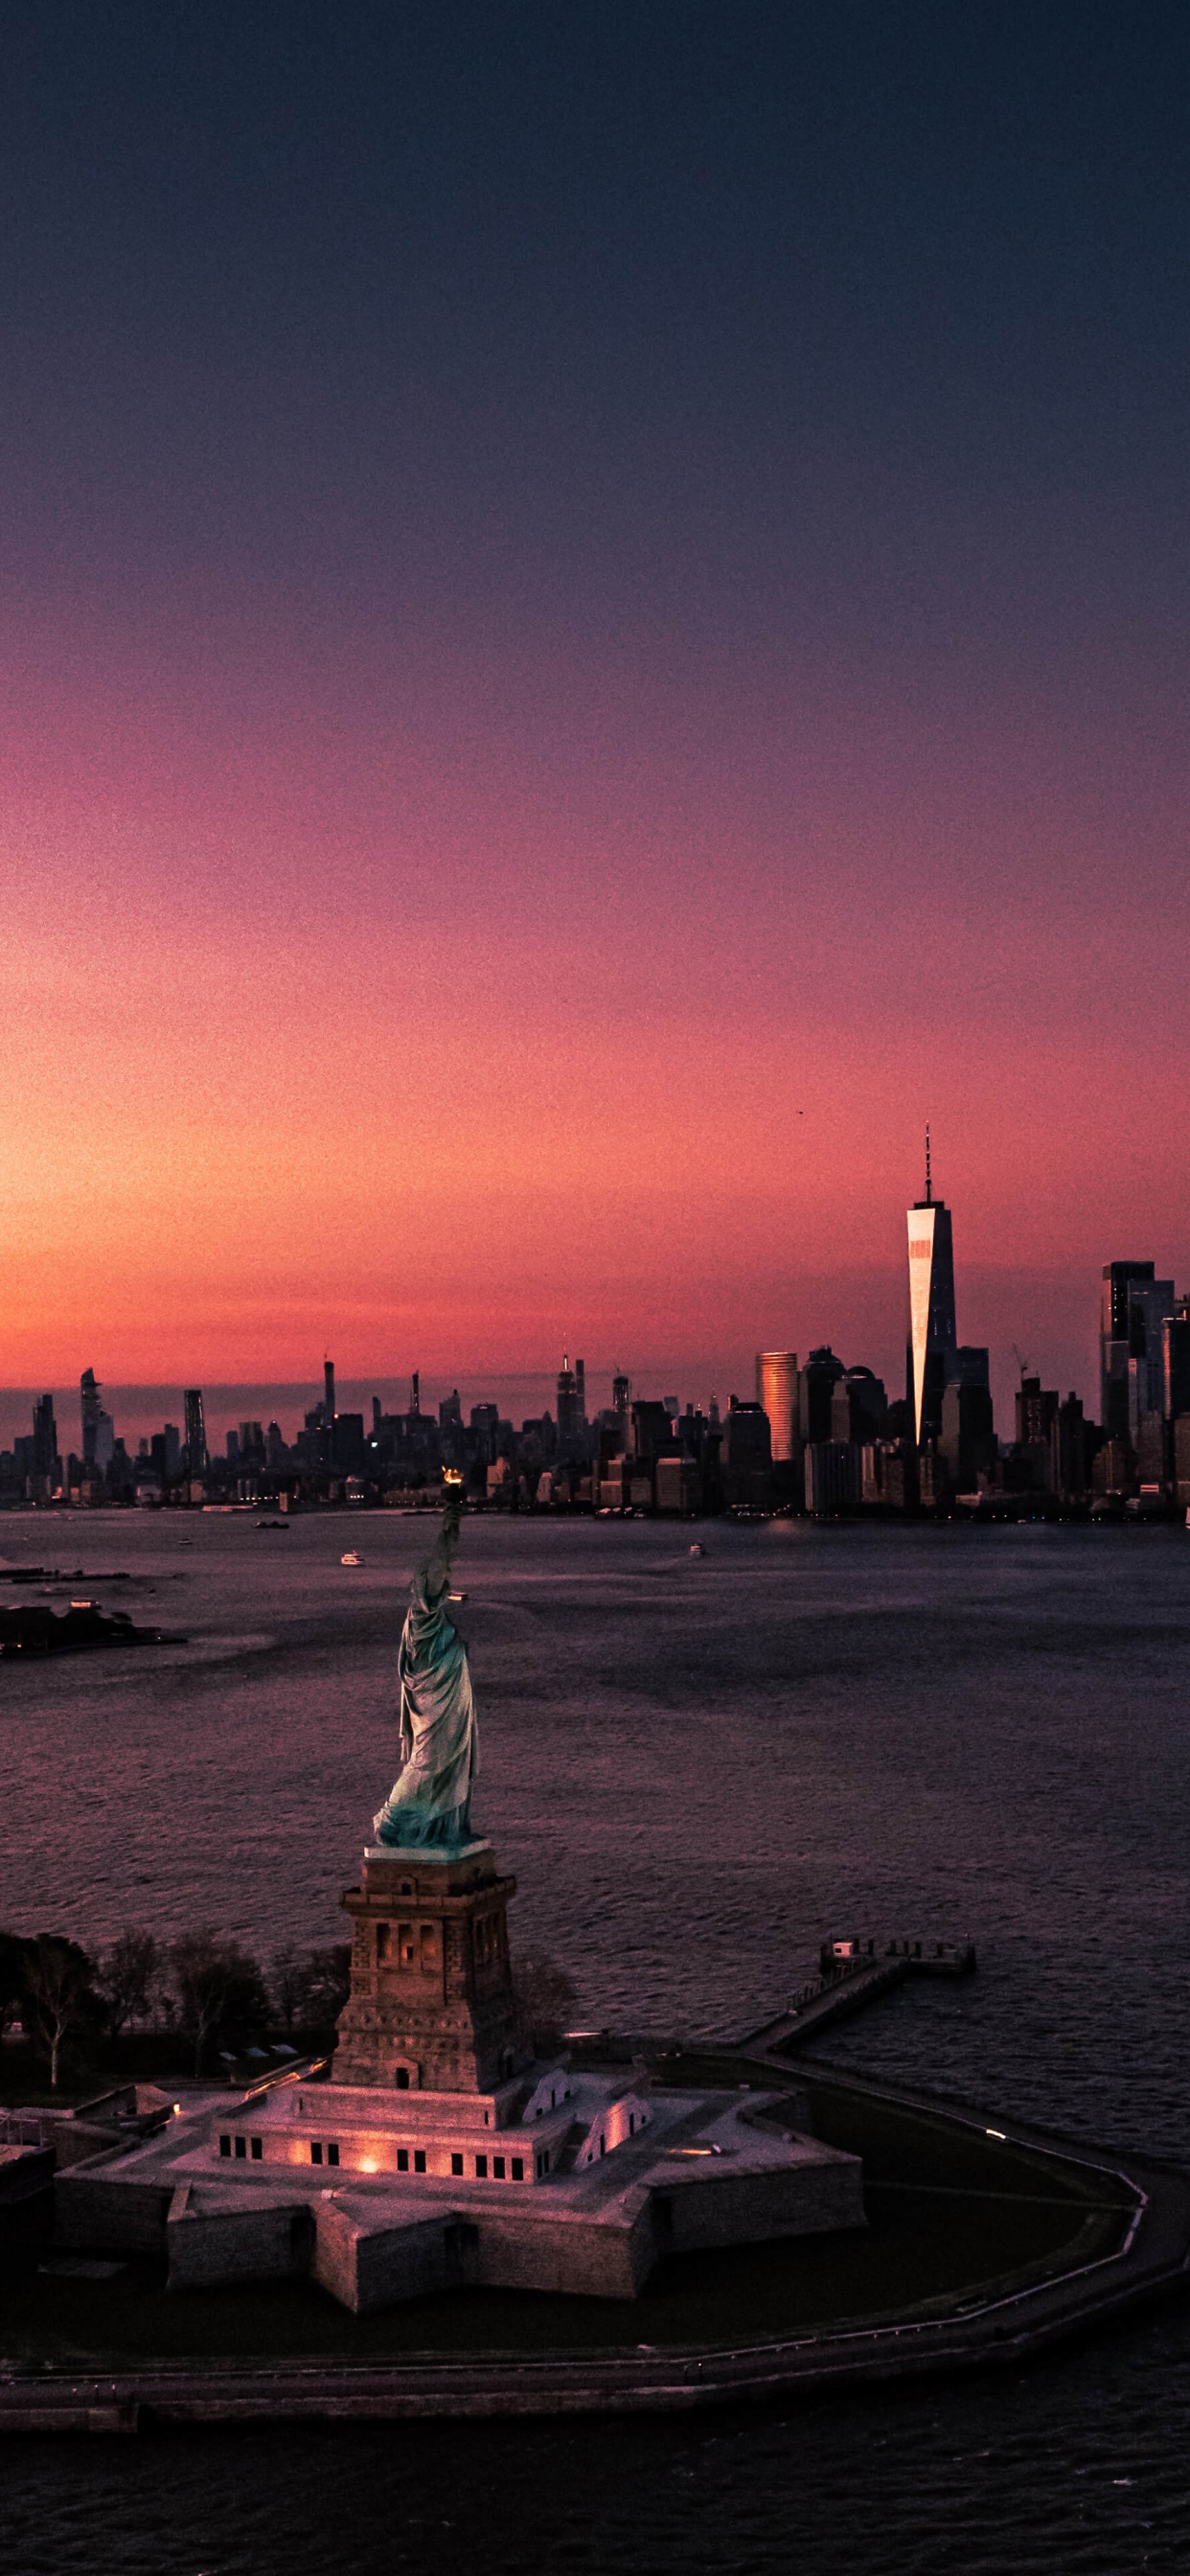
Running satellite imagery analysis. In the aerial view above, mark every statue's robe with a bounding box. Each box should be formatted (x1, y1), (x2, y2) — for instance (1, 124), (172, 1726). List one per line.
(373, 1518), (477, 1849)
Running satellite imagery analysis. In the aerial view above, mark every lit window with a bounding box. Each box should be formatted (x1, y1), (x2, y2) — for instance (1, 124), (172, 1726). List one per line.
(451, 2151), (464, 2175)
(397, 2148), (408, 2173)
(475, 2155), (488, 2178)
(311, 2141), (323, 2165)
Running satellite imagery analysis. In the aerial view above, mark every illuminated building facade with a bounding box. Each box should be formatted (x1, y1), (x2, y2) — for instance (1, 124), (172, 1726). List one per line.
(906, 1139), (958, 1447)
(755, 1351), (798, 1460)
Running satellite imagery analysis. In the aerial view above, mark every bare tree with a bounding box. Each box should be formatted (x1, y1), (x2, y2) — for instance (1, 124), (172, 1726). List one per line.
(170, 1930), (266, 2079)
(298, 1944), (353, 2031)
(514, 1945), (578, 2055)
(24, 1936), (101, 2089)
(101, 1929), (161, 2035)
(269, 1944), (304, 2038)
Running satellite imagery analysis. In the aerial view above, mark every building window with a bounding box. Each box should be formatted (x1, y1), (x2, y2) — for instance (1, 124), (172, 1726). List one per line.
(234, 2135), (246, 2159)
(420, 1923), (437, 1971)
(451, 2151), (464, 2175)
(475, 2155), (488, 2178)
(400, 1880), (413, 1896)
(492, 2156), (505, 2179)
(414, 2150), (426, 2174)
(310, 2141), (323, 2165)
(629, 2114), (635, 2135)
(376, 1922), (392, 1962)
(327, 2143), (340, 2167)
(218, 2133), (231, 2157)
(536, 2150), (550, 2178)
(250, 2137), (263, 2160)
(395, 2065), (409, 2089)
(511, 2158), (524, 2181)
(399, 1921), (415, 1965)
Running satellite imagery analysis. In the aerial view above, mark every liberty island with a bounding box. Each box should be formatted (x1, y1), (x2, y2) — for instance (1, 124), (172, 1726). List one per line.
(50, 1495), (863, 2310)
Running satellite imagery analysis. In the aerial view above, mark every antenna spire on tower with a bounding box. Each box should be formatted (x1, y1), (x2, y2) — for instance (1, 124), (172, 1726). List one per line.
(925, 1123), (931, 1205)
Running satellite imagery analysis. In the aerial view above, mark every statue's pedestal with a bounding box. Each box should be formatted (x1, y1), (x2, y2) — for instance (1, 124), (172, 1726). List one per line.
(333, 1840), (526, 2094)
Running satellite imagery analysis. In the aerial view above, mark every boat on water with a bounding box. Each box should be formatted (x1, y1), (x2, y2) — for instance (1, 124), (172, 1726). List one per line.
(341, 1551), (364, 1567)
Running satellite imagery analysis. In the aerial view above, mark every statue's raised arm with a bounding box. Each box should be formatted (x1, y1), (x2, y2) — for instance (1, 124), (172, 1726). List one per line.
(372, 1484), (478, 1851)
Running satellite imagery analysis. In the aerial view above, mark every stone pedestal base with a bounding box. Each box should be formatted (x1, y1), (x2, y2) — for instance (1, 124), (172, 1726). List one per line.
(333, 1839), (527, 2094)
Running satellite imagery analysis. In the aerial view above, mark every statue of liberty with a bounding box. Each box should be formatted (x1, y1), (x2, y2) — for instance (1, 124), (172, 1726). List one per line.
(372, 1482), (478, 1850)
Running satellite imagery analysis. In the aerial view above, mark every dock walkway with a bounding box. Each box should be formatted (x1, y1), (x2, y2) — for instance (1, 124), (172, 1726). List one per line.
(739, 1935), (976, 2056)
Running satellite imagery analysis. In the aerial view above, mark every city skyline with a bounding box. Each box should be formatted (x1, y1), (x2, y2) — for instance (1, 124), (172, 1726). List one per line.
(0, 1233), (1180, 1458)
(3, 1119), (1184, 1484)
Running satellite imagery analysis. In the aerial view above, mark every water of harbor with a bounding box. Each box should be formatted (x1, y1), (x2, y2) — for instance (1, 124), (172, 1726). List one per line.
(3, 1508), (1189, 2573)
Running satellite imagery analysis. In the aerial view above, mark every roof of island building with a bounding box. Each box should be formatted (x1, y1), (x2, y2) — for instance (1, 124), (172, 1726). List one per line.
(53, 2057), (864, 2311)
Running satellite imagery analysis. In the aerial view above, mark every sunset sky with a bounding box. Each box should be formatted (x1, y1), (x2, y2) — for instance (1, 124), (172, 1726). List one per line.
(3, 3), (1187, 1417)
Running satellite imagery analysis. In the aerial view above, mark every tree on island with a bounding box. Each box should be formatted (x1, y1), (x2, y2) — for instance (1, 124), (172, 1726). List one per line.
(269, 1944), (305, 2038)
(298, 1944), (353, 2032)
(23, 1935), (104, 2089)
(269, 1942), (352, 2038)
(100, 1928), (162, 2034)
(0, 1929), (28, 2035)
(170, 1930), (268, 2078)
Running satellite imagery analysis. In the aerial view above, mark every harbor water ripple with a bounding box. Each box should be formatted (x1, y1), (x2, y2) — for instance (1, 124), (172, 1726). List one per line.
(2, 1510), (1189, 2573)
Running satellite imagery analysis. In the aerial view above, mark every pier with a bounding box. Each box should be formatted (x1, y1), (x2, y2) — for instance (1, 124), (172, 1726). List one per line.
(738, 1936), (976, 2057)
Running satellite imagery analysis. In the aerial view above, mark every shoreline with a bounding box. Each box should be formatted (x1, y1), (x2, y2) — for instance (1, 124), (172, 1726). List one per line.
(5, 2060), (1188, 2431)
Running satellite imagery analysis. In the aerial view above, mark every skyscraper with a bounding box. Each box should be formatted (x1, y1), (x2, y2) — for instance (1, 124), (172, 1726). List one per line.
(184, 1389), (207, 1476)
(324, 1357), (337, 1423)
(906, 1134), (957, 1446)
(1098, 1262), (1173, 1446)
(557, 1352), (584, 1460)
(32, 1393), (58, 1488)
(1100, 1261), (1152, 1442)
(80, 1368), (102, 1466)
(756, 1351), (798, 1461)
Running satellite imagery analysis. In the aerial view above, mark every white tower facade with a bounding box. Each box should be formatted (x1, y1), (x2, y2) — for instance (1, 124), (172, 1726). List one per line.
(907, 1137), (958, 1446)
